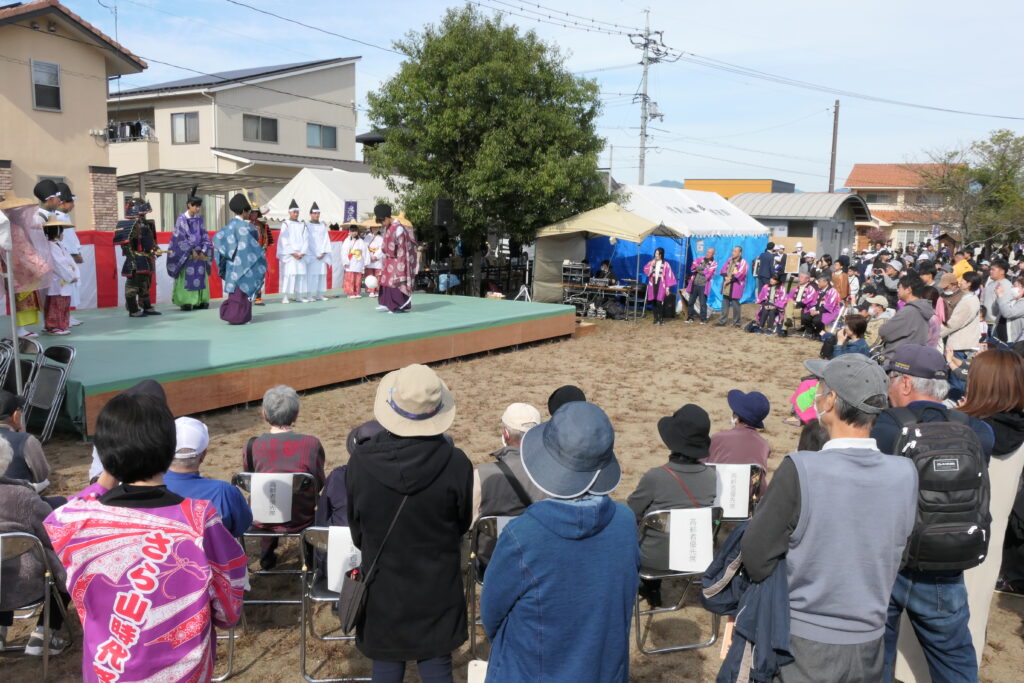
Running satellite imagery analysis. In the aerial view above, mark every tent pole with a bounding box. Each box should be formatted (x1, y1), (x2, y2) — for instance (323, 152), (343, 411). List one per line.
(4, 248), (22, 394)
(634, 248), (640, 322)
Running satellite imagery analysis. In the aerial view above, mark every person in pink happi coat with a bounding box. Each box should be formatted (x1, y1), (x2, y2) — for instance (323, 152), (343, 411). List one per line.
(644, 247), (677, 326)
(716, 246), (748, 328)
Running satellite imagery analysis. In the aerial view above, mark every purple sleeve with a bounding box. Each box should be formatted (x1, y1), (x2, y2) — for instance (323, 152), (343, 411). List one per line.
(204, 507), (247, 630)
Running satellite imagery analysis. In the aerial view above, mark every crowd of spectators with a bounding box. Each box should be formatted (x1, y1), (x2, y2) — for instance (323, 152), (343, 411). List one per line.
(1, 294), (1023, 680)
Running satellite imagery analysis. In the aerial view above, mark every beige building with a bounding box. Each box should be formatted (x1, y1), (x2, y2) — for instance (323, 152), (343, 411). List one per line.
(844, 164), (945, 249)
(107, 58), (365, 228)
(0, 0), (146, 229)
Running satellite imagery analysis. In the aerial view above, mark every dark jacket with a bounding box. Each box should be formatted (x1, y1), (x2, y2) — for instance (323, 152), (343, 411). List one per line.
(315, 465), (349, 527)
(0, 476), (66, 611)
(346, 431), (473, 661)
(477, 445), (549, 519)
(984, 410), (1024, 457)
(702, 522), (792, 683)
(755, 251), (775, 280)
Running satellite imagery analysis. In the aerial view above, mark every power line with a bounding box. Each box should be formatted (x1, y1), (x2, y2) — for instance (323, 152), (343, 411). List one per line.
(487, 0), (642, 32)
(222, 0), (404, 55)
(706, 109), (831, 139)
(675, 52), (1024, 122)
(653, 147), (830, 179)
(468, 1), (629, 36)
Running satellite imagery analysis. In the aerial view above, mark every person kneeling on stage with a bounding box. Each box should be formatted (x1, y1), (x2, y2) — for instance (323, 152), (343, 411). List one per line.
(375, 203), (418, 313)
(754, 273), (787, 335)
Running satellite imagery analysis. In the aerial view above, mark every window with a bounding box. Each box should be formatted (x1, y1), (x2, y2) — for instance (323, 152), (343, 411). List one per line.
(307, 123), (337, 150)
(37, 174), (67, 187)
(787, 220), (814, 238)
(864, 192), (893, 204)
(31, 60), (61, 111)
(243, 114), (278, 143)
(171, 112), (199, 144)
(894, 229), (933, 246)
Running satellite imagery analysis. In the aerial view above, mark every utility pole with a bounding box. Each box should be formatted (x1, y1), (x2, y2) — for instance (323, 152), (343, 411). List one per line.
(828, 99), (840, 192)
(638, 11), (651, 185)
(607, 144), (614, 193)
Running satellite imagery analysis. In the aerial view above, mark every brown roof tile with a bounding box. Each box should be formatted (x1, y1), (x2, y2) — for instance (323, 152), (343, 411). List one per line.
(844, 164), (944, 189)
(0, 0), (146, 71)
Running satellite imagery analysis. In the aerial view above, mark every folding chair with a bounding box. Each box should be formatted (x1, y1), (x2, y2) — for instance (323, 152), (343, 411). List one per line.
(0, 532), (72, 682)
(232, 471), (317, 605)
(298, 527), (370, 682)
(465, 515), (514, 659)
(634, 507), (723, 655)
(212, 609), (247, 682)
(0, 339), (14, 388)
(22, 345), (75, 443)
(2, 337), (43, 395)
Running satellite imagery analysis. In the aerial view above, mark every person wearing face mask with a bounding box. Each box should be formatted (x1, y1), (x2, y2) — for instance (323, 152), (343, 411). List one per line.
(863, 295), (893, 349)
(472, 403), (548, 523)
(994, 275), (1024, 345)
(940, 271), (983, 371)
(708, 390), (771, 495)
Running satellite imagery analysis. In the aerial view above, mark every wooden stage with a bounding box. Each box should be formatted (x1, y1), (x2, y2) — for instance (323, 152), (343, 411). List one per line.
(43, 295), (576, 435)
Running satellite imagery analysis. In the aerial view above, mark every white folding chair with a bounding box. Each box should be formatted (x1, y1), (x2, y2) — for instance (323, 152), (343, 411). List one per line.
(0, 532), (72, 682)
(232, 471), (317, 605)
(634, 507), (723, 655)
(464, 515), (514, 659)
(299, 527), (370, 682)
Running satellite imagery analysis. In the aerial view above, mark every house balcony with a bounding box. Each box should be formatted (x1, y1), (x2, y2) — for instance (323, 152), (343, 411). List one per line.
(108, 138), (160, 175)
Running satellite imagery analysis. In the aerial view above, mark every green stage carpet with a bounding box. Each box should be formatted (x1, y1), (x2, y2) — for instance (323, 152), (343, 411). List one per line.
(35, 294), (572, 434)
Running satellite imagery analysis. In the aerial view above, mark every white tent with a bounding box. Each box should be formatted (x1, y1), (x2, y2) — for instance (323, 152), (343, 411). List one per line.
(619, 185), (769, 237)
(264, 168), (399, 224)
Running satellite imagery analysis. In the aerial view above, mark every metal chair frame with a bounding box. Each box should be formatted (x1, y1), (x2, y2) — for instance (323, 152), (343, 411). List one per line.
(0, 532), (73, 682)
(22, 344), (75, 443)
(232, 471), (317, 605)
(298, 527), (370, 682)
(464, 515), (514, 660)
(0, 338), (15, 388)
(634, 507), (723, 655)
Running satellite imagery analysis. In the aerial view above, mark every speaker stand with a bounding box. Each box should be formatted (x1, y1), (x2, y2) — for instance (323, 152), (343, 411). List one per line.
(513, 284), (531, 302)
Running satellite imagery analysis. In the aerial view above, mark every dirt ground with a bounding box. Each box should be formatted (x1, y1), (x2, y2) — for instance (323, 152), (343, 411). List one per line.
(3, 309), (1022, 681)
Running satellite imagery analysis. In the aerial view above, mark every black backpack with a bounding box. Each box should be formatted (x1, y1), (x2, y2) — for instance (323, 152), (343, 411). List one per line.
(887, 406), (991, 572)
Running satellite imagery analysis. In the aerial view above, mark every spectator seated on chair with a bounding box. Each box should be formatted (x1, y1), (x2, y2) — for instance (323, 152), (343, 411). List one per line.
(481, 401), (638, 683)
(164, 416), (253, 537)
(546, 384), (586, 417)
(627, 404), (717, 608)
(87, 379), (168, 482)
(243, 385), (326, 570)
(0, 439), (70, 656)
(0, 390), (59, 505)
(708, 390), (771, 495)
(473, 402), (547, 521)
(44, 392), (246, 682)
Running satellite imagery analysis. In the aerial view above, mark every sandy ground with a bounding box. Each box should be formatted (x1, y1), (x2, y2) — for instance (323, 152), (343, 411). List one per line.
(3, 308), (1022, 681)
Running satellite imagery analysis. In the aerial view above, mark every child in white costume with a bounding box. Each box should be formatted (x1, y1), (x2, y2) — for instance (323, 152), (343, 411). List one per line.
(340, 228), (367, 298)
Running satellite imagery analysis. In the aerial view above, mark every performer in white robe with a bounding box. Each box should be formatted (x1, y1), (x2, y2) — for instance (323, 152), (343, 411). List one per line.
(54, 182), (83, 325)
(304, 202), (331, 301)
(277, 198), (308, 303)
(364, 228), (384, 298)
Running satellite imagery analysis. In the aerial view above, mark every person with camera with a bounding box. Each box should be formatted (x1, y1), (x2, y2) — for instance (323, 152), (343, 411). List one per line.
(167, 187), (212, 312)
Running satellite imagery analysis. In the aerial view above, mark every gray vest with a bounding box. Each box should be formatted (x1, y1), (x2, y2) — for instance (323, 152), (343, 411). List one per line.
(0, 429), (35, 482)
(786, 446), (917, 645)
(477, 446), (548, 518)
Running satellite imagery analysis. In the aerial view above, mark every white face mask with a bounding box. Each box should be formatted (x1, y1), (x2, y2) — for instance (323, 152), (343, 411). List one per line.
(730, 416), (738, 427)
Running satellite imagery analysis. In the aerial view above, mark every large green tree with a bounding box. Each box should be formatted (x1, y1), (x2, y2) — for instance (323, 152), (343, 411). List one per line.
(366, 5), (611, 251)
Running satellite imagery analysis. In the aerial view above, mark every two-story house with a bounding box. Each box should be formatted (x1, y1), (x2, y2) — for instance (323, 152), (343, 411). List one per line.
(107, 57), (365, 229)
(845, 163), (946, 249)
(0, 0), (146, 230)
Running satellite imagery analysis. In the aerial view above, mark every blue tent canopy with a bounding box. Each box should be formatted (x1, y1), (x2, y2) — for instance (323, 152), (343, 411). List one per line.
(586, 233), (767, 309)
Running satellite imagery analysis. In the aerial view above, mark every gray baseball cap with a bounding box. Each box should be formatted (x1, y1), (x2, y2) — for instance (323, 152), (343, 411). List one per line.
(803, 355), (889, 414)
(883, 344), (948, 380)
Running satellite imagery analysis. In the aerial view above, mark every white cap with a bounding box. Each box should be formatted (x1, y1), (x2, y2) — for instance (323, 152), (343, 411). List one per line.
(806, 251), (816, 257)
(795, 241), (804, 249)
(502, 403), (541, 432)
(174, 416), (209, 457)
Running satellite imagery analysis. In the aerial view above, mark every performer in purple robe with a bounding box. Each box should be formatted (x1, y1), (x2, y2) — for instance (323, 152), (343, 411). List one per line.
(802, 275), (843, 337)
(167, 187), (211, 311)
(375, 203), (418, 313)
(756, 273), (789, 334)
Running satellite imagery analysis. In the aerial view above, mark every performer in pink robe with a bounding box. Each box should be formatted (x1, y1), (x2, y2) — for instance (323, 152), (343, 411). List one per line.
(643, 247), (678, 326)
(375, 204), (418, 313)
(755, 273), (789, 334)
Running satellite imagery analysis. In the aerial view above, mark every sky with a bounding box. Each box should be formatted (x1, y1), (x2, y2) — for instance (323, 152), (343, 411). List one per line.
(70, 0), (1024, 191)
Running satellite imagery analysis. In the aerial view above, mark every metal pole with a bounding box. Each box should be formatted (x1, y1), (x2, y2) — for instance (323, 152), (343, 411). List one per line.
(634, 247), (641, 322)
(4, 247), (23, 394)
(608, 144), (614, 193)
(638, 11), (651, 186)
(828, 99), (840, 192)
